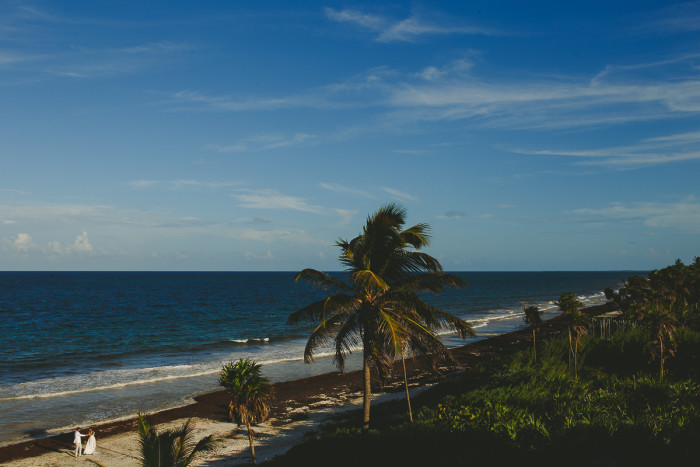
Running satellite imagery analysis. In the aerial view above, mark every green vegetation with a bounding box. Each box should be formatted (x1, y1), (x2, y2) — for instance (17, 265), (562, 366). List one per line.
(219, 358), (274, 465)
(556, 291), (586, 378)
(269, 258), (700, 466)
(523, 305), (541, 362)
(137, 413), (218, 467)
(289, 204), (474, 431)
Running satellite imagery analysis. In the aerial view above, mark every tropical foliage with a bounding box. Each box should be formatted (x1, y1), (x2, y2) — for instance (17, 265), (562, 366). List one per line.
(219, 358), (274, 464)
(612, 257), (700, 378)
(523, 305), (542, 362)
(267, 328), (700, 467)
(289, 204), (474, 431)
(137, 413), (218, 467)
(556, 292), (586, 378)
(270, 258), (700, 467)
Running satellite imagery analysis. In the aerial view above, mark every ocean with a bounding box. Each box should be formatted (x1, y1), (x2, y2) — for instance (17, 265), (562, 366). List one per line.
(0, 270), (641, 446)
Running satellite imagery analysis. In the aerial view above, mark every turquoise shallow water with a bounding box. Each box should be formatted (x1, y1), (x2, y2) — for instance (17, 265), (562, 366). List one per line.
(0, 270), (640, 445)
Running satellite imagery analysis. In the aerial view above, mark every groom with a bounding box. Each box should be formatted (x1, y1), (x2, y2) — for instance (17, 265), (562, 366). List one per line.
(73, 428), (87, 457)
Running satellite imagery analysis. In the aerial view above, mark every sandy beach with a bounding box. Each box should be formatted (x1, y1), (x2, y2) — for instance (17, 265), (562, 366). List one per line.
(0, 304), (611, 466)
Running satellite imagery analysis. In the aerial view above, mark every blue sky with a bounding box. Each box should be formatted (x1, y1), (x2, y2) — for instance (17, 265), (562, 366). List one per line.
(1, 1), (699, 271)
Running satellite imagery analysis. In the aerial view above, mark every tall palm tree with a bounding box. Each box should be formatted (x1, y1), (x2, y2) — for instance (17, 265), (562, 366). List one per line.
(639, 301), (678, 380)
(523, 305), (542, 362)
(289, 204), (474, 432)
(137, 413), (218, 467)
(219, 358), (274, 465)
(557, 291), (586, 377)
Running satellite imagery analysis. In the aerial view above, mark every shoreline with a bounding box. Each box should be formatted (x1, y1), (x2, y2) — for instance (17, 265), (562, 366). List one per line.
(0, 302), (615, 465)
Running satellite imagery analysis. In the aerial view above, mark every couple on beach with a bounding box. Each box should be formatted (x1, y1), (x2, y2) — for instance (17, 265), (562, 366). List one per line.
(73, 427), (96, 457)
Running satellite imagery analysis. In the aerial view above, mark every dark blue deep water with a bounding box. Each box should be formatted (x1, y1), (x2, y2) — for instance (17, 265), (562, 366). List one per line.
(0, 270), (641, 445)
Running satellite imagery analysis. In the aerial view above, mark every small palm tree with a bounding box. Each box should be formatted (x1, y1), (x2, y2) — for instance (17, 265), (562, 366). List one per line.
(137, 413), (218, 467)
(523, 305), (542, 362)
(219, 358), (274, 464)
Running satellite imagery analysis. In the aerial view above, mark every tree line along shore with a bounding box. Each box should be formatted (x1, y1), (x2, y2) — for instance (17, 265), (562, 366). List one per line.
(2, 205), (698, 465)
(1, 257), (698, 466)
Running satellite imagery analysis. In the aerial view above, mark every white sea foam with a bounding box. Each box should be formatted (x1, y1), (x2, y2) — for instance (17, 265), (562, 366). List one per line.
(230, 337), (270, 343)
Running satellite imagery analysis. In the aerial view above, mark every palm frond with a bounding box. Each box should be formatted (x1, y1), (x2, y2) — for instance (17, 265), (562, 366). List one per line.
(294, 269), (352, 292)
(399, 223), (432, 249)
(287, 293), (356, 325)
(332, 313), (362, 371)
(392, 272), (467, 294)
(352, 269), (389, 293)
(303, 312), (351, 363)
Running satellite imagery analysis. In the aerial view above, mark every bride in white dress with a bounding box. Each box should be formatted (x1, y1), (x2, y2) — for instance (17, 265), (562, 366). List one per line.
(84, 429), (96, 455)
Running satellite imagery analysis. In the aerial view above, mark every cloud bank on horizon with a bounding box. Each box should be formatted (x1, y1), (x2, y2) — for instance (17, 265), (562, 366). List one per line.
(1, 1), (699, 271)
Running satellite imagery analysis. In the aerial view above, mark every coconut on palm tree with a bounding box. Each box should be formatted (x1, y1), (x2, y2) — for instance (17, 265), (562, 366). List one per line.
(288, 203), (474, 432)
(523, 305), (542, 362)
(219, 358), (274, 464)
(137, 413), (218, 467)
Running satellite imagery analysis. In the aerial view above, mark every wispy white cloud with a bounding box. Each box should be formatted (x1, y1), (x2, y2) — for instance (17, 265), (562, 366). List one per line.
(0, 1), (194, 79)
(208, 133), (316, 153)
(319, 182), (374, 198)
(244, 250), (274, 261)
(324, 7), (500, 42)
(414, 57), (475, 81)
(640, 2), (700, 34)
(167, 51), (700, 148)
(324, 8), (385, 30)
(0, 203), (212, 231)
(0, 188), (29, 196)
(383, 187), (417, 202)
(571, 198), (700, 233)
(236, 228), (320, 244)
(378, 16), (498, 43)
(439, 210), (467, 219)
(231, 189), (323, 213)
(334, 209), (357, 226)
(167, 89), (318, 112)
(1, 40), (194, 80)
(129, 179), (240, 190)
(513, 129), (700, 167)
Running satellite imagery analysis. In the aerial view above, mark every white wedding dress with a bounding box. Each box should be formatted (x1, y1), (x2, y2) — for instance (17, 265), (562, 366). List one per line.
(84, 434), (96, 455)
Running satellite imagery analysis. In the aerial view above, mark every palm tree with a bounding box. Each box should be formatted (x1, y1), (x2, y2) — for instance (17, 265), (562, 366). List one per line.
(137, 413), (218, 467)
(557, 291), (586, 377)
(523, 305), (542, 362)
(219, 358), (274, 464)
(289, 204), (474, 432)
(639, 301), (678, 380)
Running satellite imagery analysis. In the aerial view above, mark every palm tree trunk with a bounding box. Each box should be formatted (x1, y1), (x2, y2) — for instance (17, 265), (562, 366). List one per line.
(247, 422), (256, 464)
(659, 337), (664, 381)
(532, 328), (537, 362)
(401, 353), (413, 423)
(568, 327), (573, 373)
(574, 338), (578, 379)
(362, 354), (372, 432)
